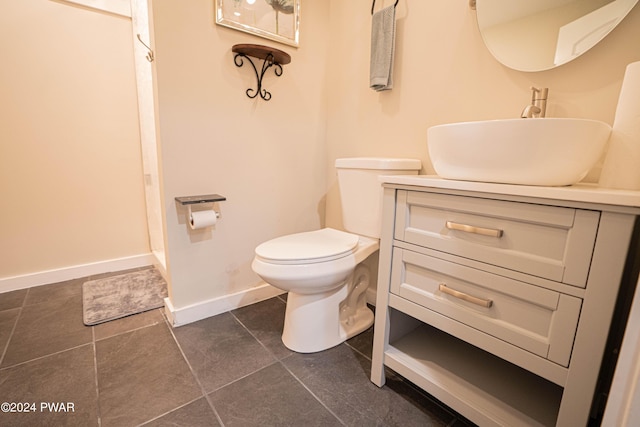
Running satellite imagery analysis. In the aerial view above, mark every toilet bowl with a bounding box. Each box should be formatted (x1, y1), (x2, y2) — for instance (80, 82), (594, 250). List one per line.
(252, 157), (421, 353)
(252, 228), (379, 352)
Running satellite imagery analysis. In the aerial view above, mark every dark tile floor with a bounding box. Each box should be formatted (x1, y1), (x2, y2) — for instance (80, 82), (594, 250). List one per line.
(0, 269), (474, 427)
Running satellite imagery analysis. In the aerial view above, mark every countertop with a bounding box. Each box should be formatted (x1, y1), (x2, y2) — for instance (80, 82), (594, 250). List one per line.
(381, 175), (640, 209)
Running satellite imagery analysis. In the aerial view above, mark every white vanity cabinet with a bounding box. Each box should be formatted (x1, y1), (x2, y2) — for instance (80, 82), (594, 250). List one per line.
(370, 179), (640, 427)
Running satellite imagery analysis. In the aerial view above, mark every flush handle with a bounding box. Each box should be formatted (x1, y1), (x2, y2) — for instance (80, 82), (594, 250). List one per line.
(445, 221), (503, 238)
(439, 284), (493, 308)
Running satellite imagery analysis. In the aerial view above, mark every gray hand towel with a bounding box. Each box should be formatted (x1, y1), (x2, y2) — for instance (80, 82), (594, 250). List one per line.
(370, 5), (396, 92)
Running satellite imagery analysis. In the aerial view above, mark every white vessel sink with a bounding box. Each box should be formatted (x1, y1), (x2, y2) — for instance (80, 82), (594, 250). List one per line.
(427, 118), (611, 186)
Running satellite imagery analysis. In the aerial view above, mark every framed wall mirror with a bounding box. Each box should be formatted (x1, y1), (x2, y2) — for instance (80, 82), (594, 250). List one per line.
(476, 0), (639, 72)
(215, 0), (300, 47)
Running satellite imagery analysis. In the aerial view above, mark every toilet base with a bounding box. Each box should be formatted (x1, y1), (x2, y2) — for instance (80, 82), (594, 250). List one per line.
(281, 265), (374, 353)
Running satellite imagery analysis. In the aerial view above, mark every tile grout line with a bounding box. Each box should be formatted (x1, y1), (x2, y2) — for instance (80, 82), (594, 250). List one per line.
(206, 359), (283, 395)
(229, 309), (289, 362)
(136, 395), (210, 427)
(277, 358), (348, 426)
(229, 309), (347, 427)
(92, 312), (164, 343)
(0, 341), (95, 372)
(162, 310), (291, 419)
(91, 326), (102, 427)
(159, 309), (226, 427)
(0, 289), (29, 368)
(344, 340), (373, 362)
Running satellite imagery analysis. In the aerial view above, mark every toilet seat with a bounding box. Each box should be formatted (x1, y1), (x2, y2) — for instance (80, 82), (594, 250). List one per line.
(255, 228), (359, 265)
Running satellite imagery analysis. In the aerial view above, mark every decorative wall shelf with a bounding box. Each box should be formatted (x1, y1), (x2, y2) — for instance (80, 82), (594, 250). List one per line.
(231, 44), (291, 101)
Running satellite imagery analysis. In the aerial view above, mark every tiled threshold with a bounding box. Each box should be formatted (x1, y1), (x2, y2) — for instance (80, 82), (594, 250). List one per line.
(0, 269), (474, 426)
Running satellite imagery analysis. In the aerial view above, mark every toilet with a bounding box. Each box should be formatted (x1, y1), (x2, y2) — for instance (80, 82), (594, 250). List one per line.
(251, 157), (421, 353)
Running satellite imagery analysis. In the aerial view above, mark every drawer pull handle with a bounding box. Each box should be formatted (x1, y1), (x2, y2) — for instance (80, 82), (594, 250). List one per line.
(439, 284), (493, 308)
(445, 221), (504, 238)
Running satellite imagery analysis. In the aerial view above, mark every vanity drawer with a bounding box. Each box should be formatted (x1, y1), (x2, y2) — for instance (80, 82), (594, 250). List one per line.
(390, 247), (582, 367)
(394, 190), (600, 287)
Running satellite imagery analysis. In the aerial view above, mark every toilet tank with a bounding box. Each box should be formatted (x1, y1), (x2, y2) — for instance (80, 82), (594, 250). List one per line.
(335, 157), (421, 238)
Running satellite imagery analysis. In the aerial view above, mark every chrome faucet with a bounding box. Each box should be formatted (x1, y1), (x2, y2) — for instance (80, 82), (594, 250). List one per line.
(520, 86), (548, 118)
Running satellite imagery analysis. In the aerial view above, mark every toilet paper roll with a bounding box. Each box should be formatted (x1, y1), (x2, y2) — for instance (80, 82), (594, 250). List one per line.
(599, 61), (640, 190)
(189, 210), (218, 230)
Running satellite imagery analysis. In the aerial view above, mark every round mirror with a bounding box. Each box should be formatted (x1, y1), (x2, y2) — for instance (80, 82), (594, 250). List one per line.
(476, 0), (639, 72)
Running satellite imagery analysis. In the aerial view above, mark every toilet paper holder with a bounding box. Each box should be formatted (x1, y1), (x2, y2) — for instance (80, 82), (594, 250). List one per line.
(175, 194), (226, 226)
(175, 194), (226, 206)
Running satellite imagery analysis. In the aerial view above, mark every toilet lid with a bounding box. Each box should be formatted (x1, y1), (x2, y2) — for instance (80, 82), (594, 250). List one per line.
(255, 228), (359, 264)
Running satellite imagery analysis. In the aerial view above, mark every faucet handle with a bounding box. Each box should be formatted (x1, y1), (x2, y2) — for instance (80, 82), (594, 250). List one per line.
(530, 86), (549, 101)
(524, 86), (549, 118)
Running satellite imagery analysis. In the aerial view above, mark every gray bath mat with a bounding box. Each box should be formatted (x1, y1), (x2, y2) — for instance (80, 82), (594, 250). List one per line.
(82, 268), (168, 326)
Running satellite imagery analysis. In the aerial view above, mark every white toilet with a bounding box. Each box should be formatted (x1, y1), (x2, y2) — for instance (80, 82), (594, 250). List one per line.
(251, 157), (421, 353)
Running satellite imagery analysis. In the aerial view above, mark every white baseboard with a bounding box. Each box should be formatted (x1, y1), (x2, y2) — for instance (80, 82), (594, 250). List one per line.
(164, 282), (285, 327)
(0, 253), (154, 293)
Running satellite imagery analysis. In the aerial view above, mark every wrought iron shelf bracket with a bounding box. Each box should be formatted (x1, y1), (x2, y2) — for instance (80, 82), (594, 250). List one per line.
(232, 44), (291, 101)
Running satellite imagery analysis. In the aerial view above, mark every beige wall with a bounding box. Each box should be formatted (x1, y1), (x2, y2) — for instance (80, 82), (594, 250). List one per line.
(324, 1), (640, 230)
(0, 0), (149, 282)
(3, 0), (640, 314)
(151, 0), (330, 309)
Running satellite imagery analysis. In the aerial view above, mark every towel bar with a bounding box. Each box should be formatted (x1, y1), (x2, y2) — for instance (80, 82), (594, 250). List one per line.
(371, 0), (399, 15)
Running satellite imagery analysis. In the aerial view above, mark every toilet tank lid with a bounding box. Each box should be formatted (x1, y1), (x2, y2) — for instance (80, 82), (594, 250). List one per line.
(335, 157), (421, 170)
